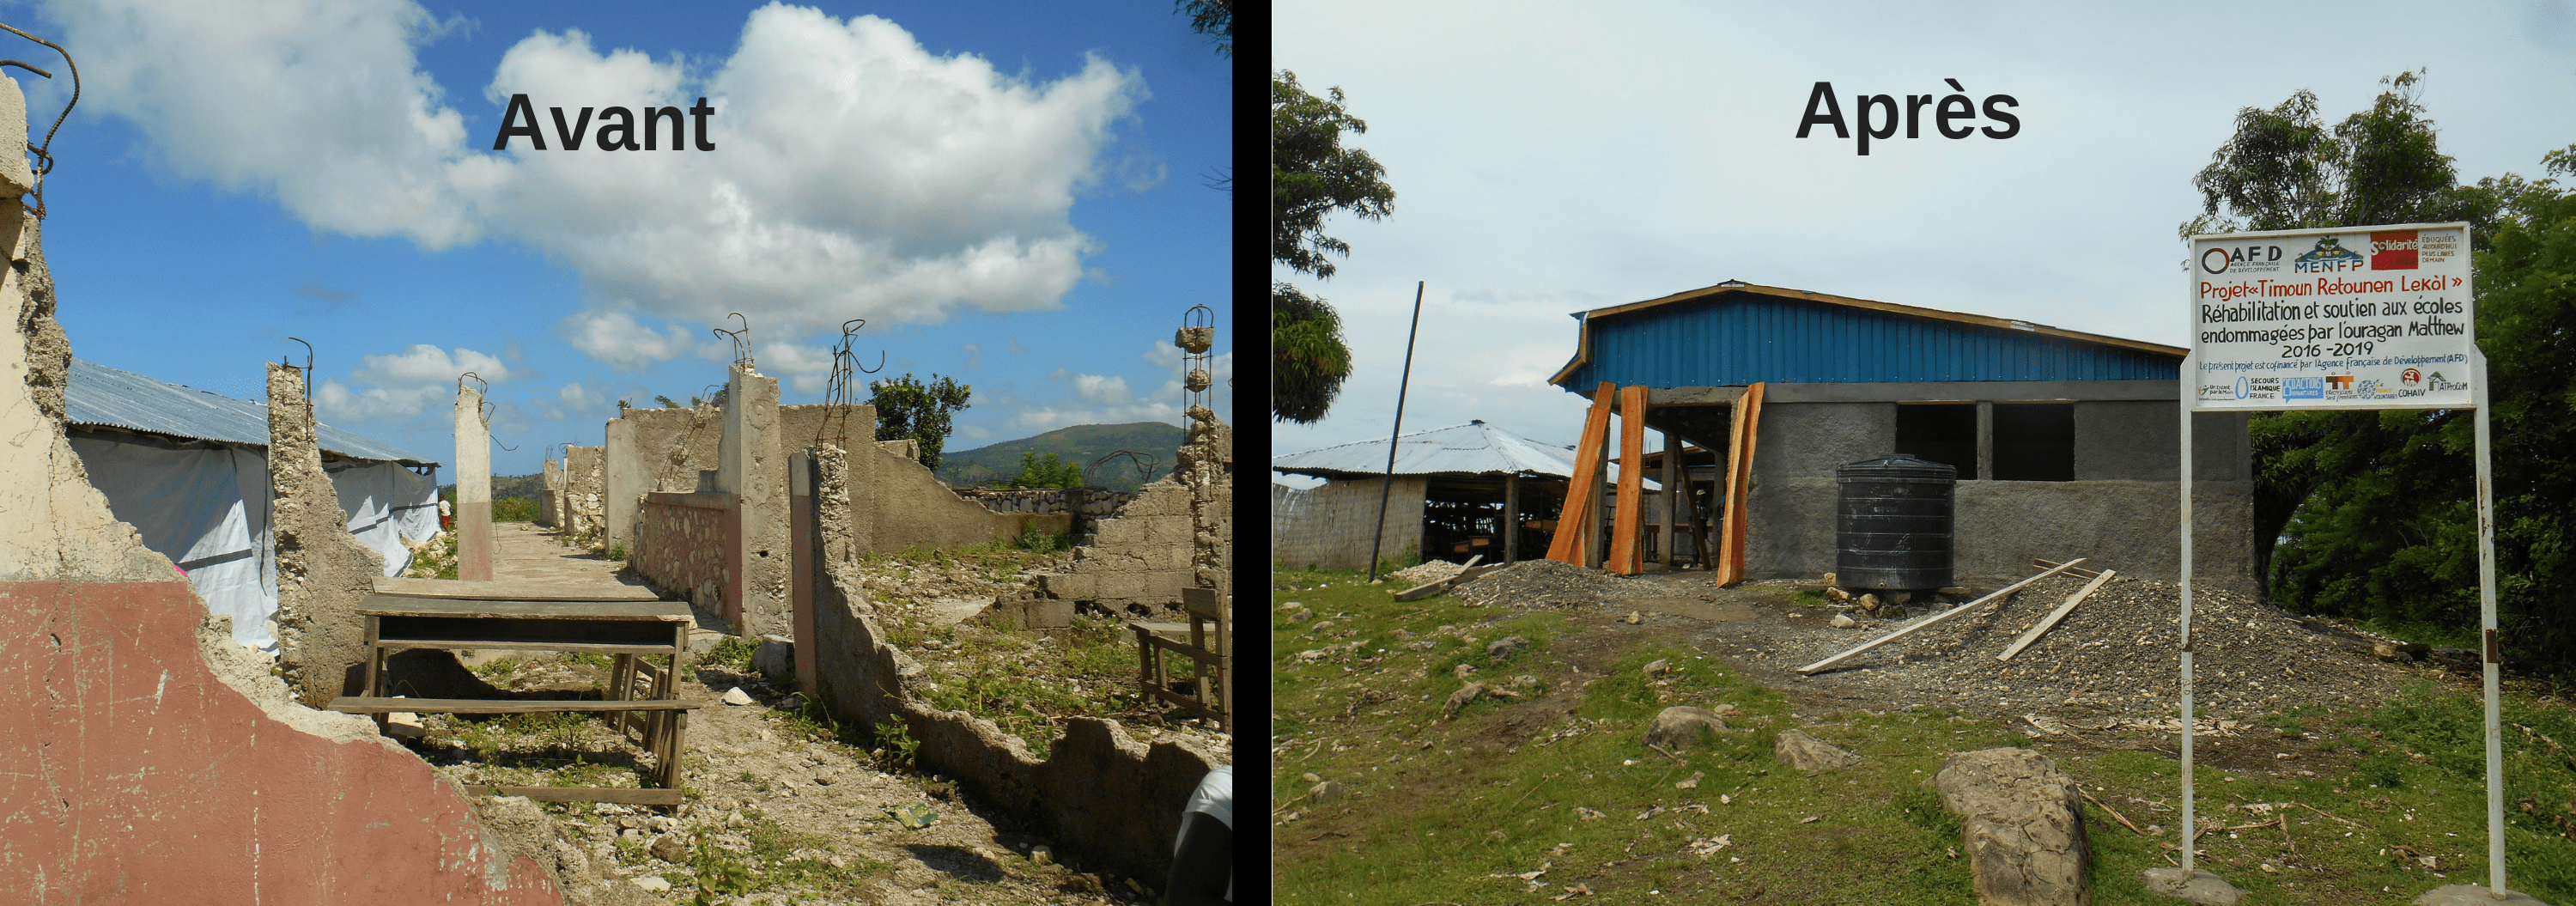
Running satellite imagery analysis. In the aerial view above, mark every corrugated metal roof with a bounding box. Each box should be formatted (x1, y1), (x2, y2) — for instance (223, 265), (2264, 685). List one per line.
(1273, 421), (1662, 489)
(65, 358), (438, 466)
(1553, 284), (2182, 392)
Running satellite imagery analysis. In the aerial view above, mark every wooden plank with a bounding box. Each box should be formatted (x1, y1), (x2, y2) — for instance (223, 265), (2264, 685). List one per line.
(1392, 555), (1482, 601)
(328, 696), (704, 714)
(2032, 557), (2104, 580)
(1607, 385), (1649, 575)
(1714, 383), (1766, 585)
(1546, 383), (1619, 564)
(374, 576), (661, 601)
(358, 595), (690, 621)
(1136, 634), (1224, 667)
(1795, 558), (2088, 674)
(465, 786), (684, 806)
(1997, 569), (2117, 661)
(369, 640), (689, 656)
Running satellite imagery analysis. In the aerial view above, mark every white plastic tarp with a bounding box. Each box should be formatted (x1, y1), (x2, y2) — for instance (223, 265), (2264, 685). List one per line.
(67, 436), (439, 654)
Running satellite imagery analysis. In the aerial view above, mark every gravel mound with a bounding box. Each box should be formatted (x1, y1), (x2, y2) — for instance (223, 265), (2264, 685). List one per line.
(1452, 559), (1662, 610)
(1754, 572), (2420, 728)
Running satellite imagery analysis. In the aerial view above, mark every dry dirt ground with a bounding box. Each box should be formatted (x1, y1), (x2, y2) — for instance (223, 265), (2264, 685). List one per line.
(388, 522), (1210, 905)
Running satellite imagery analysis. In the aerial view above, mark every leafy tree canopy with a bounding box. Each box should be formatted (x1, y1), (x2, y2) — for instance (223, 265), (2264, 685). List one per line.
(867, 373), (971, 472)
(1273, 283), (1352, 424)
(1273, 70), (1394, 281)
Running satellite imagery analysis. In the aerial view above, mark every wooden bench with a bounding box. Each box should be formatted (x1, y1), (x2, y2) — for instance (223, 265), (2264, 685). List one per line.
(356, 594), (698, 804)
(1130, 587), (1230, 730)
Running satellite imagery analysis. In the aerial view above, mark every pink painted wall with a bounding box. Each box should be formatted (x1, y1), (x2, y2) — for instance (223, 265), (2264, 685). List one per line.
(0, 579), (564, 904)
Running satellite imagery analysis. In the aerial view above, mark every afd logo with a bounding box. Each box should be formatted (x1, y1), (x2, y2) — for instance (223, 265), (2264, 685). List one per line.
(2293, 236), (2366, 273)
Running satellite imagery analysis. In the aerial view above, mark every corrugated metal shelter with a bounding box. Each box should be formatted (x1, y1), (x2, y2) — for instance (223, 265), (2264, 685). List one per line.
(1271, 422), (1660, 571)
(1542, 281), (2255, 593)
(64, 358), (443, 653)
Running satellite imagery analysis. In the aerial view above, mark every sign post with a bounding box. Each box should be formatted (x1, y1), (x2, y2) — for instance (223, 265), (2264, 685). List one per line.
(2180, 222), (2507, 897)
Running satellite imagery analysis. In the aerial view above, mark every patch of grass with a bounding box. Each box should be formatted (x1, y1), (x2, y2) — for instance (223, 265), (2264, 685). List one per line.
(567, 651), (613, 669)
(606, 542), (629, 561)
(470, 656), (519, 678)
(703, 635), (758, 672)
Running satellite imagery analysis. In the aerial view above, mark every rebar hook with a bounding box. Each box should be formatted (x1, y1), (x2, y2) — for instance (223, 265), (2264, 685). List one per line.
(283, 336), (313, 403)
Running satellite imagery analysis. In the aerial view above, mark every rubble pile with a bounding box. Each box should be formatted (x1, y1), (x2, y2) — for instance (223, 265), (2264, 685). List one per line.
(1451, 559), (1664, 610)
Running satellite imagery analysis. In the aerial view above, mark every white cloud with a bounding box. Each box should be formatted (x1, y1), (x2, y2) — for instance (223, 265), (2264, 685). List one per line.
(313, 343), (513, 423)
(1007, 401), (1179, 435)
(960, 343), (982, 369)
(1046, 368), (1131, 405)
(559, 310), (699, 369)
(315, 379), (449, 422)
(351, 344), (513, 386)
(47, 0), (1145, 363)
(756, 341), (836, 395)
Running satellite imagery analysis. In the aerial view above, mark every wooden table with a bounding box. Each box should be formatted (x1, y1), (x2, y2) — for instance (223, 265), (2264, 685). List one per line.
(328, 594), (700, 806)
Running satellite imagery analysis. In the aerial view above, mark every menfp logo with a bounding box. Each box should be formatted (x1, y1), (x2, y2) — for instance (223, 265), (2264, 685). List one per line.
(2293, 236), (2366, 273)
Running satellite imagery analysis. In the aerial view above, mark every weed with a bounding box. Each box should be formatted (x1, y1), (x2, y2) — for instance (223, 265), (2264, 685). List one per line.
(872, 717), (922, 766)
(567, 651), (613, 669)
(703, 636), (759, 672)
(606, 542), (629, 561)
(471, 656), (520, 678)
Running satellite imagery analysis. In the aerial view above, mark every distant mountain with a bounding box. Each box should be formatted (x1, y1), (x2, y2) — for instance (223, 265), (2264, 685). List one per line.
(440, 474), (547, 503)
(937, 422), (1185, 492)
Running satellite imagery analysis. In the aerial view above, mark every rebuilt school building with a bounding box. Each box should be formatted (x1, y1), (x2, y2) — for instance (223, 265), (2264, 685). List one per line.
(1550, 280), (2255, 593)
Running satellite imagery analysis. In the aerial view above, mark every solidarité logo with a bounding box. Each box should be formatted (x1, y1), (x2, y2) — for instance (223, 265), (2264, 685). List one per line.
(2370, 230), (2420, 271)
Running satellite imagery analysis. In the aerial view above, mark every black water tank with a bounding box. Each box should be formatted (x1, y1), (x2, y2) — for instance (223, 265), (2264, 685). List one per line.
(1835, 454), (1957, 591)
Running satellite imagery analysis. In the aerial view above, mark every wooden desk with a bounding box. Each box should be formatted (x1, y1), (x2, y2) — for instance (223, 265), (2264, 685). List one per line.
(332, 594), (699, 805)
(1130, 587), (1230, 730)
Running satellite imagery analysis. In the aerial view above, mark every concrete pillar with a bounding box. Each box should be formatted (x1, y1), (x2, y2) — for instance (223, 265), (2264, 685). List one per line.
(605, 417), (641, 551)
(453, 381), (492, 581)
(269, 362), (386, 707)
(790, 448), (817, 685)
(716, 362), (785, 637)
(538, 457), (561, 527)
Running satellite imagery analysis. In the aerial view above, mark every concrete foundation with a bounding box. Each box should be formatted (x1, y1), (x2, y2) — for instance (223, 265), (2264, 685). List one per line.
(455, 382), (493, 581)
(269, 363), (387, 708)
(804, 444), (1218, 885)
(0, 70), (566, 900)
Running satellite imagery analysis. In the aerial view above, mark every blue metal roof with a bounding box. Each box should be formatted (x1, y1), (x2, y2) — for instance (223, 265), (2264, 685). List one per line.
(65, 358), (438, 465)
(1552, 283), (2183, 392)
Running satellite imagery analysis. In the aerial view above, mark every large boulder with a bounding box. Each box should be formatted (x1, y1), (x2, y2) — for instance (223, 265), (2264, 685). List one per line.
(1774, 729), (1862, 772)
(1932, 748), (2088, 906)
(1643, 707), (1729, 751)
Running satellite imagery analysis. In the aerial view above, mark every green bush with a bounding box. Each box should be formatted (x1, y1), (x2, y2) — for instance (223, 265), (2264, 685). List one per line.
(492, 497), (539, 522)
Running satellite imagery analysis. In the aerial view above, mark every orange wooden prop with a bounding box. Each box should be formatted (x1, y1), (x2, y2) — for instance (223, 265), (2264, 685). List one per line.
(1545, 382), (1618, 564)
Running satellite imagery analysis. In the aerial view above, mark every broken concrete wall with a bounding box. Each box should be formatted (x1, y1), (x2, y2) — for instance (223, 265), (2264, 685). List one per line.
(269, 362), (386, 708)
(539, 457), (561, 528)
(805, 444), (1216, 886)
(846, 439), (1071, 554)
(1177, 415), (1230, 593)
(717, 363), (788, 638)
(0, 69), (566, 899)
(602, 419), (639, 550)
(956, 486), (1138, 535)
(564, 445), (604, 538)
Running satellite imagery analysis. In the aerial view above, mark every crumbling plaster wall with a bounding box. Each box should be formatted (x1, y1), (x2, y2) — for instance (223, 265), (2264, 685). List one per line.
(0, 69), (566, 901)
(539, 457), (561, 528)
(270, 362), (386, 708)
(717, 364), (787, 639)
(1032, 410), (1228, 612)
(844, 437), (1070, 554)
(804, 445), (1217, 887)
(564, 445), (604, 538)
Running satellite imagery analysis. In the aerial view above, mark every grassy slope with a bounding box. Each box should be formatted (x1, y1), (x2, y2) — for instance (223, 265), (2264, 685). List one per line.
(1270, 565), (2576, 904)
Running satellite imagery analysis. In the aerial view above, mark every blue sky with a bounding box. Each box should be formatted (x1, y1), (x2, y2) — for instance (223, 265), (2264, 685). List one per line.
(21, 0), (1232, 477)
(1273, 1), (2576, 482)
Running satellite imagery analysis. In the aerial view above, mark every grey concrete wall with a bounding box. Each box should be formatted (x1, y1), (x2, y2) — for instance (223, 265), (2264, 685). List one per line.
(804, 444), (1218, 890)
(2075, 403), (2251, 482)
(268, 363), (387, 708)
(1741, 400), (2257, 594)
(1269, 476), (1428, 570)
(844, 438), (1072, 554)
(538, 458), (560, 528)
(603, 420), (641, 550)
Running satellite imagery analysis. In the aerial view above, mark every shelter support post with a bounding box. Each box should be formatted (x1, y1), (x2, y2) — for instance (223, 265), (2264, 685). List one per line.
(1976, 400), (1993, 482)
(1660, 429), (1678, 569)
(2178, 354), (2196, 875)
(1504, 474), (1519, 564)
(1608, 386), (1646, 575)
(2476, 347), (2506, 896)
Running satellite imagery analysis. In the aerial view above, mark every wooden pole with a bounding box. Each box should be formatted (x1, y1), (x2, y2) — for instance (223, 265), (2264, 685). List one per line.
(1608, 386), (1648, 575)
(1795, 558), (2087, 674)
(1546, 383), (1618, 564)
(1366, 281), (1426, 581)
(1504, 473), (1520, 564)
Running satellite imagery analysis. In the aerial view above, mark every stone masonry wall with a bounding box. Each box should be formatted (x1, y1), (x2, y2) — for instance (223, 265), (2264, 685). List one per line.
(1035, 412), (1230, 614)
(955, 486), (1137, 535)
(269, 362), (386, 708)
(803, 444), (1217, 887)
(564, 445), (604, 538)
(635, 492), (737, 627)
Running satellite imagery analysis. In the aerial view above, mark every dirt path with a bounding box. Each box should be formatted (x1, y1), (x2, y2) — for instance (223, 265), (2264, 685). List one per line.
(416, 525), (1147, 904)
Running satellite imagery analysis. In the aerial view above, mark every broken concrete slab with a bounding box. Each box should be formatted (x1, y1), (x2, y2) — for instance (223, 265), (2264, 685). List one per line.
(920, 597), (991, 626)
(2413, 884), (2549, 906)
(1935, 748), (2089, 906)
(2140, 866), (2243, 904)
(270, 362), (388, 708)
(754, 634), (793, 684)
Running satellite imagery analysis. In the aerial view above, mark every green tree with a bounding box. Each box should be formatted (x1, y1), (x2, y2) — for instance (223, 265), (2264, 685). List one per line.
(868, 373), (970, 472)
(1273, 69), (1392, 424)
(1175, 0), (1230, 58)
(1009, 452), (1085, 489)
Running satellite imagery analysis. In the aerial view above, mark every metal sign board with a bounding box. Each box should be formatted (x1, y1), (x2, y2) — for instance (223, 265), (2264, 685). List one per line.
(2187, 222), (2472, 410)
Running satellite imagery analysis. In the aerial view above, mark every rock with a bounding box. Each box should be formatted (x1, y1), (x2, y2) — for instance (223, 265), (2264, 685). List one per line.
(1443, 683), (1487, 718)
(1643, 706), (1729, 751)
(721, 686), (756, 706)
(1856, 593), (1880, 613)
(2141, 866), (2243, 904)
(1621, 611), (1643, 624)
(1285, 610), (1309, 623)
(1824, 587), (1850, 601)
(2433, 647), (2480, 670)
(631, 876), (672, 892)
(1773, 729), (1862, 772)
(1310, 781), (1349, 802)
(2373, 641), (2429, 662)
(1934, 749), (2088, 906)
(2413, 885), (2551, 905)
(1454, 663), (1476, 679)
(1486, 635), (1528, 660)
(1821, 572), (1837, 585)
(753, 634), (794, 683)
(1301, 772), (1321, 784)
(1830, 614), (1857, 629)
(1642, 659), (1671, 676)
(1514, 674), (1540, 688)
(650, 833), (690, 863)
(1675, 771), (1704, 789)
(384, 709), (426, 739)
(1030, 844), (1054, 866)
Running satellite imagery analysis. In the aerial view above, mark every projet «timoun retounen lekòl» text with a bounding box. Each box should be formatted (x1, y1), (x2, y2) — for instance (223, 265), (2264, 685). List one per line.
(489, 94), (717, 151)
(1795, 79), (2019, 155)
